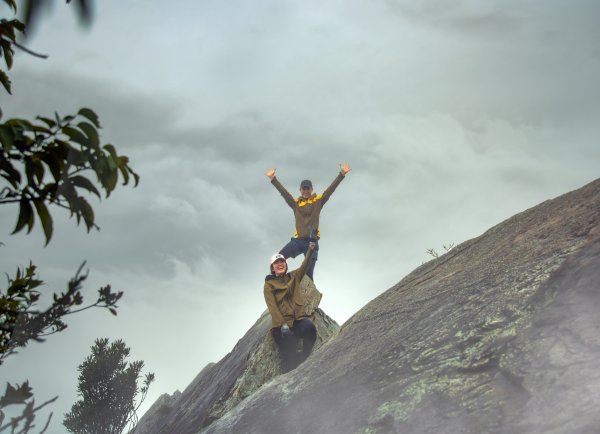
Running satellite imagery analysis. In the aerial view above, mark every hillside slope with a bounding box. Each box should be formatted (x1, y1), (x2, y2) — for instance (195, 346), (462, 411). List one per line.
(200, 178), (600, 434)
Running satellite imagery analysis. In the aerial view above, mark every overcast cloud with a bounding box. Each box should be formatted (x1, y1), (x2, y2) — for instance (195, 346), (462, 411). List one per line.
(1, 1), (599, 432)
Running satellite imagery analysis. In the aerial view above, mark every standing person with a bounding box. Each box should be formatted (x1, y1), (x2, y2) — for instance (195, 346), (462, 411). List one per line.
(265, 163), (351, 281)
(264, 242), (317, 372)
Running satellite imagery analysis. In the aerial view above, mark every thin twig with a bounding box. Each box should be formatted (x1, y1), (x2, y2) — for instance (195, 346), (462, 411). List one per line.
(38, 412), (53, 434)
(0, 396), (58, 432)
(12, 41), (48, 59)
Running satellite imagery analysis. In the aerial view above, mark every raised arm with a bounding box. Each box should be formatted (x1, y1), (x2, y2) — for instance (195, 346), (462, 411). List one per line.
(320, 163), (351, 205)
(294, 242), (315, 281)
(265, 168), (296, 209)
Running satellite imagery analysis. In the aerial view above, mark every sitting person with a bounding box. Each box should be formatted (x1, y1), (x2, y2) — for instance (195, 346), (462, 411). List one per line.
(263, 241), (317, 372)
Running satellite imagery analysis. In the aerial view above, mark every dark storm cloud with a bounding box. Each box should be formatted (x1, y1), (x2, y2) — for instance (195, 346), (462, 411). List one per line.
(0, 64), (355, 286)
(2, 66), (181, 146)
(2, 2), (600, 433)
(386, 0), (520, 36)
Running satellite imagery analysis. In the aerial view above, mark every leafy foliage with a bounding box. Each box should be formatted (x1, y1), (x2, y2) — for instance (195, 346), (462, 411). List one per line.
(0, 381), (57, 434)
(0, 0), (93, 105)
(0, 108), (134, 427)
(0, 108), (139, 245)
(63, 338), (154, 434)
(1, 1), (137, 432)
(0, 262), (123, 365)
(0, 0), (25, 97)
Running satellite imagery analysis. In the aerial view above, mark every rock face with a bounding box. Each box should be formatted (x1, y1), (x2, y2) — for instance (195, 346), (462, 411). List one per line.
(132, 390), (182, 434)
(196, 178), (600, 434)
(134, 277), (339, 434)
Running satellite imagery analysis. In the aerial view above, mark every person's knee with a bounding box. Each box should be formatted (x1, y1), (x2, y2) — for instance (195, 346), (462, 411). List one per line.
(271, 327), (283, 346)
(278, 245), (293, 258)
(280, 240), (302, 259)
(294, 319), (316, 338)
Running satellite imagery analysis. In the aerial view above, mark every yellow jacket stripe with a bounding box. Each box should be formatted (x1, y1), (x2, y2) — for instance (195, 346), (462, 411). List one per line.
(295, 195), (323, 207)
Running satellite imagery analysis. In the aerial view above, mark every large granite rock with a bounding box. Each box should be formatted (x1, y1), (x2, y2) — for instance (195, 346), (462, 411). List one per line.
(131, 390), (182, 434)
(198, 178), (600, 434)
(134, 277), (339, 434)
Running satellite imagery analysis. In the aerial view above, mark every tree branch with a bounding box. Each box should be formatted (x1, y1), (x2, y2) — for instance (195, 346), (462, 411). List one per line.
(0, 396), (58, 432)
(11, 41), (48, 59)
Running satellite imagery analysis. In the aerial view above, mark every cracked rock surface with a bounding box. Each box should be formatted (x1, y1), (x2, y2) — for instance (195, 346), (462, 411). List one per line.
(199, 178), (600, 434)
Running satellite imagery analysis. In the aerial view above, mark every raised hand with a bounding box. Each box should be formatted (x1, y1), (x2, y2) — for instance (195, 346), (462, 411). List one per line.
(340, 163), (351, 175)
(265, 168), (276, 180)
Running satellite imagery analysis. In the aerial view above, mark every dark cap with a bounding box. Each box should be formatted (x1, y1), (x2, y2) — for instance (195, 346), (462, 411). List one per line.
(300, 180), (313, 189)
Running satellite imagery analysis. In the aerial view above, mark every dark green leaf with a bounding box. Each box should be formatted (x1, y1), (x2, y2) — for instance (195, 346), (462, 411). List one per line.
(115, 156), (140, 187)
(107, 155), (118, 173)
(103, 143), (118, 159)
(13, 20), (25, 33)
(77, 108), (101, 128)
(131, 170), (140, 187)
(12, 198), (33, 235)
(4, 0), (17, 13)
(77, 121), (99, 148)
(0, 19), (20, 41)
(0, 68), (12, 94)
(53, 139), (71, 159)
(57, 180), (78, 215)
(78, 197), (95, 231)
(70, 175), (101, 198)
(33, 199), (53, 245)
(0, 39), (14, 69)
(102, 165), (118, 196)
(0, 124), (15, 149)
(37, 116), (57, 129)
(39, 151), (63, 181)
(62, 125), (89, 147)
(93, 156), (106, 174)
(6, 118), (33, 130)
(0, 158), (21, 187)
(117, 161), (130, 185)
(5, 47), (13, 69)
(32, 156), (45, 184)
(66, 147), (85, 167)
(32, 124), (51, 134)
(73, 292), (83, 305)
(42, 182), (59, 202)
(24, 156), (35, 185)
(62, 114), (75, 124)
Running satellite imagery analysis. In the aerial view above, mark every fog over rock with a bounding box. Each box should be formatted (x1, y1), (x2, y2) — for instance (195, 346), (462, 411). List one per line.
(138, 177), (600, 434)
(134, 278), (339, 433)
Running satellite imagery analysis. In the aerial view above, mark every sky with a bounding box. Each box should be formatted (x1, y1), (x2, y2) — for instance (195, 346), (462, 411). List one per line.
(1, 0), (599, 432)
